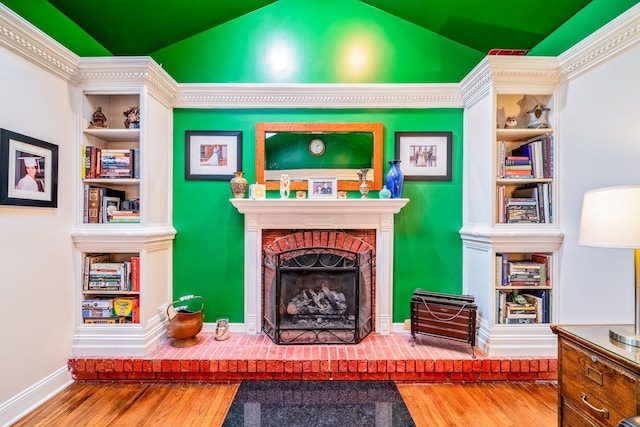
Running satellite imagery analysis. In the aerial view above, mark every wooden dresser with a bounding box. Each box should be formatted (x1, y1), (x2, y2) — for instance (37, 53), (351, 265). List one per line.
(552, 325), (640, 426)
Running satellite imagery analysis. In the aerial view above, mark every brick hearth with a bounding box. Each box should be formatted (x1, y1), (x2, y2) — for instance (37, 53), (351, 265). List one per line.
(68, 332), (557, 382)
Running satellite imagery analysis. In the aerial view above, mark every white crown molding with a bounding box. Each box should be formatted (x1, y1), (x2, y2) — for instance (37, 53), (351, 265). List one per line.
(460, 56), (559, 109)
(558, 3), (640, 82)
(78, 57), (178, 108)
(0, 4), (79, 83)
(174, 83), (462, 109)
(1, 1), (637, 109)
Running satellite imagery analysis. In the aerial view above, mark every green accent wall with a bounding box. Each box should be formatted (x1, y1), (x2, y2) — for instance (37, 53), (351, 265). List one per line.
(173, 109), (463, 323)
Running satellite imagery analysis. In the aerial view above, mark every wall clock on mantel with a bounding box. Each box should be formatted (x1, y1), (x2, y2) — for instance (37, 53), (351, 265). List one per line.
(308, 138), (325, 156)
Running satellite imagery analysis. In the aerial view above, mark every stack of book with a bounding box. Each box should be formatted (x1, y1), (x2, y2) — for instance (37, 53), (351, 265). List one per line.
(502, 156), (532, 178)
(504, 301), (537, 324)
(508, 260), (546, 286)
(505, 197), (539, 223)
(82, 145), (140, 179)
(109, 210), (140, 223)
(87, 261), (130, 291)
(100, 148), (134, 179)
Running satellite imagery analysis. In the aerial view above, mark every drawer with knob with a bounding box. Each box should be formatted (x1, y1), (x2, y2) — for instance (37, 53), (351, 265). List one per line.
(559, 339), (639, 426)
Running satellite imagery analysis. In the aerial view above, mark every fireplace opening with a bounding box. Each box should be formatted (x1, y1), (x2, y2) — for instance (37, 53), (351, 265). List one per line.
(263, 244), (373, 345)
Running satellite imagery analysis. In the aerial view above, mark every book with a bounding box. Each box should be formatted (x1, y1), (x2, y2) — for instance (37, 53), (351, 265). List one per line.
(523, 293), (544, 323)
(130, 256), (140, 292)
(83, 253), (112, 290)
(531, 253), (552, 287)
(82, 184), (90, 223)
(504, 317), (536, 324)
(506, 204), (539, 223)
(495, 253), (508, 286)
(524, 290), (549, 323)
(87, 186), (101, 223)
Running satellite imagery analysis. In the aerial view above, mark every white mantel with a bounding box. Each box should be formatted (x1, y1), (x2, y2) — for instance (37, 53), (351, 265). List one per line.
(230, 198), (409, 335)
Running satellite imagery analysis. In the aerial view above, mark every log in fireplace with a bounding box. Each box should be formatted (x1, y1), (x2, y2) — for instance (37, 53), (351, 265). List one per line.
(263, 233), (373, 345)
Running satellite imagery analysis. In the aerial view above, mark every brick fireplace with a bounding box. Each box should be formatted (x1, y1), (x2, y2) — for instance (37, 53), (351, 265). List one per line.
(262, 229), (374, 344)
(230, 198), (409, 336)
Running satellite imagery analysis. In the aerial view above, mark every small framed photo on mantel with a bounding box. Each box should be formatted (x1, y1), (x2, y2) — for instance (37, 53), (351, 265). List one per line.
(308, 177), (338, 199)
(395, 131), (452, 181)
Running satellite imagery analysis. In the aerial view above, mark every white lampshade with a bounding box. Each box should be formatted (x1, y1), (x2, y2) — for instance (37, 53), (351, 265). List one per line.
(579, 185), (640, 249)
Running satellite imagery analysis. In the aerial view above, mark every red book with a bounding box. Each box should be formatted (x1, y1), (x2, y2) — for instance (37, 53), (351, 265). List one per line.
(131, 256), (140, 292)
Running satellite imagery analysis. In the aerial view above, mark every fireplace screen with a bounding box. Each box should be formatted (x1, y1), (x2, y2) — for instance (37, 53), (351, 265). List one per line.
(263, 246), (372, 344)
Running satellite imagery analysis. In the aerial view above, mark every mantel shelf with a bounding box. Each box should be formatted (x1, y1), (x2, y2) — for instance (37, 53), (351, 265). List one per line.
(230, 198), (409, 216)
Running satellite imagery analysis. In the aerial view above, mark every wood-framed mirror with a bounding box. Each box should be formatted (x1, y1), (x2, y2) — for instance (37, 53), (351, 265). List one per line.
(256, 122), (384, 191)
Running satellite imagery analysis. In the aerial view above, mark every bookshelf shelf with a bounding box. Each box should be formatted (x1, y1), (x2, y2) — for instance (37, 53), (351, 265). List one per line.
(496, 128), (553, 141)
(82, 178), (140, 185)
(83, 128), (140, 142)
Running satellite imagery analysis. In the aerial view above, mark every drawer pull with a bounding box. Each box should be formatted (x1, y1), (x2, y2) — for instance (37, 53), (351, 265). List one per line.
(591, 355), (598, 363)
(581, 393), (609, 419)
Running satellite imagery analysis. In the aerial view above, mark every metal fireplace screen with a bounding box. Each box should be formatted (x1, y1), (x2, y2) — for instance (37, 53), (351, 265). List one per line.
(263, 246), (373, 344)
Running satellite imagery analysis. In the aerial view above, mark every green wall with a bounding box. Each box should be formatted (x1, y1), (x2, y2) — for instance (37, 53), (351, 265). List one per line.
(173, 109), (463, 323)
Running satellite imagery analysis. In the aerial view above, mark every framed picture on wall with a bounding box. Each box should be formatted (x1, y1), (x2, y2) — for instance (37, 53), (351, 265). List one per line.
(308, 177), (338, 199)
(395, 131), (452, 181)
(185, 130), (242, 180)
(0, 128), (59, 207)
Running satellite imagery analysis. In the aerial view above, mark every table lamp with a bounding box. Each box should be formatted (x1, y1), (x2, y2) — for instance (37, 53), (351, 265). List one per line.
(579, 185), (640, 347)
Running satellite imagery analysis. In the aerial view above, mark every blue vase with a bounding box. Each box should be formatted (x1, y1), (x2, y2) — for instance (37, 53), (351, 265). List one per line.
(385, 160), (404, 198)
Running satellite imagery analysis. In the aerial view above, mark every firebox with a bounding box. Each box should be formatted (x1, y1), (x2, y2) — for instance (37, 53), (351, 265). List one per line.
(263, 245), (373, 344)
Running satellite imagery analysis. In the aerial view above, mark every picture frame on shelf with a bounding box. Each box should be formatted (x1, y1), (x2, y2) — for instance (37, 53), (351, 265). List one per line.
(185, 130), (242, 180)
(0, 128), (59, 207)
(395, 131), (452, 181)
(308, 177), (338, 199)
(101, 196), (120, 223)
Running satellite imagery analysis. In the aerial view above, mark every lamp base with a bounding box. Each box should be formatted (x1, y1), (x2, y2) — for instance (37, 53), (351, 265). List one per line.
(610, 326), (640, 348)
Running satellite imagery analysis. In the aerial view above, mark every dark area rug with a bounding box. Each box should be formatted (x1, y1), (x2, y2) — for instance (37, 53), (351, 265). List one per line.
(222, 380), (416, 427)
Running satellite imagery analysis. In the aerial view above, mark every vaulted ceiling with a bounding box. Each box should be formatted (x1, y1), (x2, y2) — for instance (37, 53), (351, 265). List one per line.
(9, 0), (593, 56)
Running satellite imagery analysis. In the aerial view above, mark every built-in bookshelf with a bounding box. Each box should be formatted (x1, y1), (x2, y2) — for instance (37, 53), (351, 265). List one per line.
(496, 128), (553, 224)
(81, 94), (141, 224)
(460, 56), (564, 357)
(71, 58), (176, 357)
(495, 252), (552, 325)
(81, 252), (140, 324)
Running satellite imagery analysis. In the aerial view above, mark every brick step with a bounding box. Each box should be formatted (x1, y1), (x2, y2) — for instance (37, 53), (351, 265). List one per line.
(68, 333), (557, 382)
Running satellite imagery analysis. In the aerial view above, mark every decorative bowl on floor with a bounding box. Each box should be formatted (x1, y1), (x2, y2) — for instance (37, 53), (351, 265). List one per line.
(166, 295), (205, 347)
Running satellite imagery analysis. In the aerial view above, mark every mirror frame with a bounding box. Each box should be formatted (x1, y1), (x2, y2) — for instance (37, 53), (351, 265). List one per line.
(256, 122), (384, 191)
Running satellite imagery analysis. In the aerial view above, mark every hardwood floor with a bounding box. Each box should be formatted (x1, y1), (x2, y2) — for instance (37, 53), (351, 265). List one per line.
(11, 381), (557, 426)
(11, 382), (239, 427)
(396, 382), (558, 427)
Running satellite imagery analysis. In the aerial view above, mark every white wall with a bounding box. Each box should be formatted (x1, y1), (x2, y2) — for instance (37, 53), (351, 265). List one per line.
(0, 41), (76, 425)
(557, 43), (640, 324)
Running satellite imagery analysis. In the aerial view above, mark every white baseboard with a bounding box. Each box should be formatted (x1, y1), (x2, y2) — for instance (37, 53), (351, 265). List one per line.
(0, 366), (72, 427)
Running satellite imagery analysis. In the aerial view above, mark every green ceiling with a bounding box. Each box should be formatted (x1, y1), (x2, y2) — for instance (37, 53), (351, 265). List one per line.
(3, 0), (595, 56)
